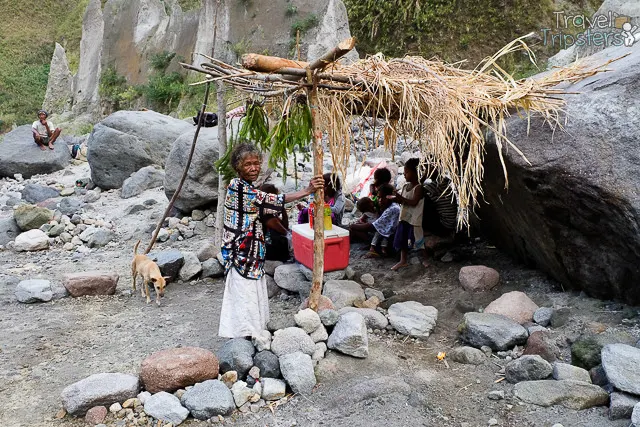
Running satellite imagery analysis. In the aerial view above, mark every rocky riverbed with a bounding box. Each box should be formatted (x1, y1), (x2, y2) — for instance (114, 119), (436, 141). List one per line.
(1, 161), (640, 427)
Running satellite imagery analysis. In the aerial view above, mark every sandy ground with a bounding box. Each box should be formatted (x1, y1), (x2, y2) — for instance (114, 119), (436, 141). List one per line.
(1, 162), (639, 427)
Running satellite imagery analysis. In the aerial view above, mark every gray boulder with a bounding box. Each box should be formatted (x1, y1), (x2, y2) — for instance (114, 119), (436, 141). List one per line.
(60, 373), (140, 415)
(13, 204), (53, 231)
(178, 251), (202, 281)
(478, 46), (640, 304)
(217, 338), (255, 378)
(21, 184), (60, 204)
(271, 327), (315, 357)
(150, 250), (184, 282)
(144, 391), (189, 425)
(449, 346), (486, 365)
(609, 392), (640, 421)
(327, 311), (368, 358)
(299, 264), (346, 282)
(632, 402), (640, 426)
(279, 352), (316, 395)
(322, 280), (366, 309)
(164, 127), (220, 212)
(15, 279), (53, 303)
(261, 378), (286, 401)
(87, 111), (192, 189)
(0, 125), (71, 179)
(601, 343), (640, 395)
(87, 229), (115, 248)
(552, 362), (591, 383)
(338, 307), (388, 330)
(201, 258), (225, 278)
(121, 166), (165, 198)
(388, 301), (437, 338)
(458, 312), (528, 351)
(294, 308), (322, 334)
(253, 350), (281, 378)
(57, 197), (85, 216)
(513, 380), (609, 410)
(180, 380), (235, 419)
(533, 307), (554, 327)
(273, 264), (307, 292)
(0, 216), (21, 245)
(505, 355), (552, 383)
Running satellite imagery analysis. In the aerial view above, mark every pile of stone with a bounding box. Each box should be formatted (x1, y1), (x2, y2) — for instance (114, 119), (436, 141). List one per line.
(153, 209), (216, 243)
(0, 175), (118, 252)
(453, 284), (640, 423)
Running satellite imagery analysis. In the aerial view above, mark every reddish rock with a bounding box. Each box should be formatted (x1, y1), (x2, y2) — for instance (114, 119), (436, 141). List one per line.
(63, 271), (119, 297)
(523, 331), (561, 362)
(85, 406), (107, 424)
(459, 265), (500, 292)
(299, 295), (335, 312)
(141, 347), (219, 393)
(484, 291), (538, 324)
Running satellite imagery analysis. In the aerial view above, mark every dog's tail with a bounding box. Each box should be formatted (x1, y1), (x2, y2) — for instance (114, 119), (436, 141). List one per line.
(134, 240), (141, 255)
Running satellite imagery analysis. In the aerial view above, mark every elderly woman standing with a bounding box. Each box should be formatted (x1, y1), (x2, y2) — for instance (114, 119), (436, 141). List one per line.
(219, 143), (324, 338)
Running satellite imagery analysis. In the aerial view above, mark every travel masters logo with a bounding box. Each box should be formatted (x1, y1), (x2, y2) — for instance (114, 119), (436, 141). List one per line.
(542, 11), (638, 50)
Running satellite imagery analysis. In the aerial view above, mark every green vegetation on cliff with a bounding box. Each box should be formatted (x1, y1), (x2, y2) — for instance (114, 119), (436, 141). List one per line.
(344, 0), (602, 73)
(0, 0), (88, 132)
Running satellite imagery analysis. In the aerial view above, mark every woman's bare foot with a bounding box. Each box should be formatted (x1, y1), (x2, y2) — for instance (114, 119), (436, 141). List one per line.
(38, 145), (48, 151)
(48, 144), (54, 150)
(391, 261), (409, 271)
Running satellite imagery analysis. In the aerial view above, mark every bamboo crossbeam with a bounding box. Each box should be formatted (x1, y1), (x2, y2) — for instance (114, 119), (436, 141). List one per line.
(307, 37), (356, 71)
(242, 54), (309, 72)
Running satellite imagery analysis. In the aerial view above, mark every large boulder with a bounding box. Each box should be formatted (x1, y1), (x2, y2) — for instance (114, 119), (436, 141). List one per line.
(60, 373), (140, 415)
(14, 229), (49, 252)
(513, 380), (609, 410)
(164, 127), (219, 212)
(0, 125), (71, 179)
(478, 46), (640, 304)
(458, 312), (528, 351)
(121, 165), (165, 198)
(141, 347), (219, 393)
(62, 272), (119, 297)
(87, 110), (192, 189)
(0, 216), (21, 245)
(43, 43), (74, 114)
(601, 343), (640, 395)
(13, 204), (54, 231)
(21, 184), (60, 204)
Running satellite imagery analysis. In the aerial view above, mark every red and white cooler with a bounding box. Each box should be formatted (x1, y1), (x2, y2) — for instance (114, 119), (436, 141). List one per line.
(291, 223), (350, 272)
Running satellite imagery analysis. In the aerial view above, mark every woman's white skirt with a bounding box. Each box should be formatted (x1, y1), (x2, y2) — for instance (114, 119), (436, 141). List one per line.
(218, 268), (270, 338)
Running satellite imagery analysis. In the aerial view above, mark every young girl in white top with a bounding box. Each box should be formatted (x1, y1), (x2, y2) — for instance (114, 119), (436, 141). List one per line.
(390, 158), (429, 270)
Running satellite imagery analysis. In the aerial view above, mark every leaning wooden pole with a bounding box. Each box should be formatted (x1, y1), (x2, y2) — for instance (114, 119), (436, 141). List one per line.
(307, 69), (325, 312)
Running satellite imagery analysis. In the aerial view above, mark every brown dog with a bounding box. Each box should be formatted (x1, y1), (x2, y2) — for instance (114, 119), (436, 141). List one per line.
(131, 240), (167, 305)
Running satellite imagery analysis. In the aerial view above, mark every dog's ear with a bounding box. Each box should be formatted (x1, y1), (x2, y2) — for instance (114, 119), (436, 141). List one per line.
(163, 276), (171, 281)
(151, 277), (157, 283)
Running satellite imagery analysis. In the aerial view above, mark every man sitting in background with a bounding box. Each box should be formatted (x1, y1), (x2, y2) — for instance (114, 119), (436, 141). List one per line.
(32, 110), (61, 150)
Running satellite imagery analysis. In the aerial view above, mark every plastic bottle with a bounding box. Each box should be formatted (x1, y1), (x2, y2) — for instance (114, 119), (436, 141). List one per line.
(324, 204), (332, 230)
(308, 194), (315, 228)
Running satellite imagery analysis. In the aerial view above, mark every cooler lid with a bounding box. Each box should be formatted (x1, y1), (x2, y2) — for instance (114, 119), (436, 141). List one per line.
(292, 223), (349, 239)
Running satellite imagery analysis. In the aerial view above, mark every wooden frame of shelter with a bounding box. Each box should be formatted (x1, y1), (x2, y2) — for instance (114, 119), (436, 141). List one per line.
(181, 35), (617, 311)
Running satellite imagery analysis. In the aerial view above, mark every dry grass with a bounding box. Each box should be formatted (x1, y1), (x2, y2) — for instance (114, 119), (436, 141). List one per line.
(183, 34), (619, 228)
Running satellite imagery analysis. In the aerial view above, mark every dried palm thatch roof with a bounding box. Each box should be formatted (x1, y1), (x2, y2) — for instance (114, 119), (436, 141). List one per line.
(182, 34), (619, 228)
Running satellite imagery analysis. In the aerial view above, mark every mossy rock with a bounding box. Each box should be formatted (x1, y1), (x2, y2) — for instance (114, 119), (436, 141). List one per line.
(571, 333), (638, 370)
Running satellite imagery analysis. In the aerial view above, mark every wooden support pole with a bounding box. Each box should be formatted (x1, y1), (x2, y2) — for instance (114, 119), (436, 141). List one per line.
(307, 69), (325, 312)
(241, 53), (309, 72)
(308, 37), (356, 71)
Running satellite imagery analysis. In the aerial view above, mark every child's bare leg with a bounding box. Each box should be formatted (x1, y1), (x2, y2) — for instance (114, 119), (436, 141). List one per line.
(391, 249), (409, 270)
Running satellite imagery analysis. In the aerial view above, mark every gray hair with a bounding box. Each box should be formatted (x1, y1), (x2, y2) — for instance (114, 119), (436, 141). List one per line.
(230, 143), (262, 173)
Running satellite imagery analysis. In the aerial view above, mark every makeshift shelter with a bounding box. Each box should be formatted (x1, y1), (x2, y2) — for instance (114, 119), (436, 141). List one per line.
(181, 35), (616, 310)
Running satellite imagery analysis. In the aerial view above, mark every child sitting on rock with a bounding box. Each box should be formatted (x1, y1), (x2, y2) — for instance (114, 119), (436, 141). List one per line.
(349, 184), (400, 257)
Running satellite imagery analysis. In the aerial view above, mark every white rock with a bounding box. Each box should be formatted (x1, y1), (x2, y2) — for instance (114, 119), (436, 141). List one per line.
(294, 308), (322, 334)
(388, 301), (438, 338)
(251, 330), (272, 352)
(14, 229), (49, 251)
(327, 312), (368, 358)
